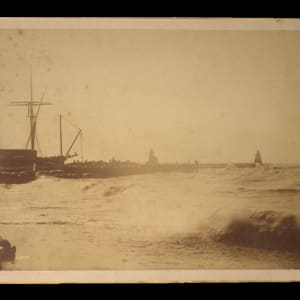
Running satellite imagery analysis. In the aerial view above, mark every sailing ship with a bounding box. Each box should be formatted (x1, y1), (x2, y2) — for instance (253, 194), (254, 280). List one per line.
(0, 71), (82, 183)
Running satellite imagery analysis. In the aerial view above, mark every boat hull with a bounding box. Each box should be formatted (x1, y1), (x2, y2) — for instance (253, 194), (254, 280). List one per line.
(36, 156), (65, 170)
(0, 171), (37, 184)
(0, 149), (37, 171)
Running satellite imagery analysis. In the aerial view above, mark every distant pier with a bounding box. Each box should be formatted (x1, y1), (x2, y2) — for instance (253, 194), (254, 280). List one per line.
(231, 163), (256, 168)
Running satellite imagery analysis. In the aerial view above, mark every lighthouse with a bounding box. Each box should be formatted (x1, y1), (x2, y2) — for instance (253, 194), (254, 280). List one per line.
(254, 150), (263, 166)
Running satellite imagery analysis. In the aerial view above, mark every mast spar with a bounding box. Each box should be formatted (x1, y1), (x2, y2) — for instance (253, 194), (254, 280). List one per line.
(60, 115), (83, 160)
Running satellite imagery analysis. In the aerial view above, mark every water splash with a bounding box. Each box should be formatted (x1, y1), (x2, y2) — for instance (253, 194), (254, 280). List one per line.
(213, 210), (300, 252)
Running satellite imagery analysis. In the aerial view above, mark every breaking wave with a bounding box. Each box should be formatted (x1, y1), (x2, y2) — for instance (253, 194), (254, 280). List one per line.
(82, 182), (98, 192)
(103, 184), (134, 197)
(213, 210), (300, 252)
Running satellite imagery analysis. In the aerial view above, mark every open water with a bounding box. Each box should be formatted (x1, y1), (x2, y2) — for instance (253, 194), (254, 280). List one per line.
(1, 165), (300, 270)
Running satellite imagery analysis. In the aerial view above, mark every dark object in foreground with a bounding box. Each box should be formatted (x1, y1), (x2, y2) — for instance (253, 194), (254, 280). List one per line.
(0, 238), (16, 264)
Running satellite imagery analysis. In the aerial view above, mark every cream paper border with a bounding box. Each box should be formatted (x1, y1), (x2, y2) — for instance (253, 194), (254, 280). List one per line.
(0, 17), (300, 283)
(1, 270), (300, 283)
(0, 17), (299, 30)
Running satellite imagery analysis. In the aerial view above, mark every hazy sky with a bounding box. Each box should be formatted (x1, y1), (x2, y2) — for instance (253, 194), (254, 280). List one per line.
(0, 29), (300, 163)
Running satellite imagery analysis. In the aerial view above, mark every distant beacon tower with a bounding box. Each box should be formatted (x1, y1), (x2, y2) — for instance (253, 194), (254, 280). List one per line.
(148, 149), (159, 165)
(254, 150), (263, 165)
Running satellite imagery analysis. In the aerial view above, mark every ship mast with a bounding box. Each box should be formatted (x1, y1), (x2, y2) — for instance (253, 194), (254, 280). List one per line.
(59, 114), (63, 156)
(29, 68), (36, 151)
(9, 68), (52, 152)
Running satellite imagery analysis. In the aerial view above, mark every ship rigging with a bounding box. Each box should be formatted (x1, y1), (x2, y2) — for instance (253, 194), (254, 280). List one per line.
(8, 69), (83, 170)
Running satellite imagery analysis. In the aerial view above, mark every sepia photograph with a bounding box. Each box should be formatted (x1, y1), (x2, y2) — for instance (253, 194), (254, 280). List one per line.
(1, 17), (300, 283)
